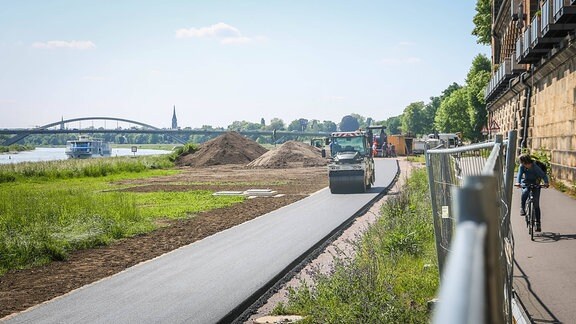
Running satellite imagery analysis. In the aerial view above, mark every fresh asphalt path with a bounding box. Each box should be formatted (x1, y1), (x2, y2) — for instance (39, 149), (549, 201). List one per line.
(3, 159), (399, 324)
(511, 186), (576, 323)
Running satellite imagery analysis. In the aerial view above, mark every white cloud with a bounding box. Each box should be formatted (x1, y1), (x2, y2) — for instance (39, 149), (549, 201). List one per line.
(32, 40), (96, 50)
(175, 22), (262, 45)
(379, 57), (422, 65)
(0, 99), (17, 104)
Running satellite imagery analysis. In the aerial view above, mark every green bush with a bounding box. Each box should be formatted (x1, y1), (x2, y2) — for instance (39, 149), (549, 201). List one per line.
(169, 143), (199, 162)
(274, 169), (438, 323)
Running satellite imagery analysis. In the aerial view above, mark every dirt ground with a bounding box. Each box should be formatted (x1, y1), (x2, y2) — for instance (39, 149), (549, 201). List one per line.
(0, 164), (329, 319)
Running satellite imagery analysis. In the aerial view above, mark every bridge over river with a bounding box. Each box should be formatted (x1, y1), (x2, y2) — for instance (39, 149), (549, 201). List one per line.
(1, 117), (329, 146)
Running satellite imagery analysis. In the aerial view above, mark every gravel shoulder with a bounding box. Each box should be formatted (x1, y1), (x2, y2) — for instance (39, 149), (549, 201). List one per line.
(245, 158), (417, 323)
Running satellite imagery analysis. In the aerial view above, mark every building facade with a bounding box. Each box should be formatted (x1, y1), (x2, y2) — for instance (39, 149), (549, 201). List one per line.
(485, 0), (576, 183)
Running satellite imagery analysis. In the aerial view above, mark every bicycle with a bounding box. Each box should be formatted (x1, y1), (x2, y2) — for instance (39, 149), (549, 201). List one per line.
(522, 184), (543, 241)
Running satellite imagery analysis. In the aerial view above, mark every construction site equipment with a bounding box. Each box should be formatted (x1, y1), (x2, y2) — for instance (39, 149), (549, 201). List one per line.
(310, 138), (325, 148)
(387, 134), (414, 156)
(322, 130), (375, 193)
(367, 125), (387, 157)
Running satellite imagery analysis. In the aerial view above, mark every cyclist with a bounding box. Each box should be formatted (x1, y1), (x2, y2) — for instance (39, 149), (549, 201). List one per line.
(514, 153), (549, 232)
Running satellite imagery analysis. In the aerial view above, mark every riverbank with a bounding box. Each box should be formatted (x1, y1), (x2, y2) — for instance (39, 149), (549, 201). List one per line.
(0, 147), (171, 165)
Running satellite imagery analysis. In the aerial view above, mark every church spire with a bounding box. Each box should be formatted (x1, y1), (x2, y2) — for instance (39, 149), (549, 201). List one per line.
(172, 105), (178, 129)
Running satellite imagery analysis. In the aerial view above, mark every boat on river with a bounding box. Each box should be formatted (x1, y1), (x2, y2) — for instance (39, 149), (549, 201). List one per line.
(65, 135), (112, 159)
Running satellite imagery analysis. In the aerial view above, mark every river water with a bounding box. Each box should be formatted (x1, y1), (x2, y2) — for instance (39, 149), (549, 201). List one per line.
(0, 147), (171, 165)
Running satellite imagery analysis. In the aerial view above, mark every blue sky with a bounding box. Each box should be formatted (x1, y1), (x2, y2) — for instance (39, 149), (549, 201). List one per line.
(0, 1), (490, 129)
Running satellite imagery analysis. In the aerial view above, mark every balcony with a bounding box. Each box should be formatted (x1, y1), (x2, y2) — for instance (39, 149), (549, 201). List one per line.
(484, 57), (519, 102)
(517, 24), (548, 64)
(553, 0), (576, 23)
(531, 15), (558, 50)
(541, 0), (576, 38)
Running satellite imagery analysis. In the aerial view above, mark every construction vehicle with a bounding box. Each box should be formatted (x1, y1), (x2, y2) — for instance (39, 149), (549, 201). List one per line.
(321, 128), (382, 193)
(310, 138), (325, 149)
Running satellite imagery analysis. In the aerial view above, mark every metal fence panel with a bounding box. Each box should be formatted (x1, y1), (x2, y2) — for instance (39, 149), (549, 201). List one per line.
(428, 131), (517, 324)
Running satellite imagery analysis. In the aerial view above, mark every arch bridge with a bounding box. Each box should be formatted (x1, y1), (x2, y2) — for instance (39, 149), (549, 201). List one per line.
(1, 117), (329, 146)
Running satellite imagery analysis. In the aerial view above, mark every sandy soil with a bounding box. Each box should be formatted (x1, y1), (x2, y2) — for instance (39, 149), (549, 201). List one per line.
(0, 164), (329, 319)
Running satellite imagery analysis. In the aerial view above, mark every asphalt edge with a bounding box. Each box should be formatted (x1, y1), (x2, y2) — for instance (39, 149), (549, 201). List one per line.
(220, 159), (401, 324)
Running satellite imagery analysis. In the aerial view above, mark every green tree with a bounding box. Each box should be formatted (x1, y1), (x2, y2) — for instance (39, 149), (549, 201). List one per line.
(401, 101), (426, 136)
(441, 82), (462, 99)
(339, 115), (359, 131)
(466, 54), (491, 79)
(423, 96), (441, 135)
(319, 120), (337, 132)
(266, 118), (285, 131)
(349, 113), (367, 129)
(435, 88), (472, 138)
(472, 0), (491, 45)
(227, 120), (262, 131)
(287, 119), (302, 131)
(384, 116), (402, 135)
(466, 54), (491, 142)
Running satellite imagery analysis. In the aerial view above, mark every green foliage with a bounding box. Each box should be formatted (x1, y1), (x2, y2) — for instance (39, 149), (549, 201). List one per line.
(383, 116), (402, 135)
(441, 82), (463, 100)
(401, 102), (426, 136)
(274, 169), (438, 323)
(339, 115), (360, 132)
(0, 144), (35, 153)
(466, 54), (491, 83)
(472, 0), (491, 45)
(169, 143), (199, 162)
(422, 97), (442, 135)
(467, 70), (491, 141)
(465, 54), (492, 141)
(435, 87), (472, 137)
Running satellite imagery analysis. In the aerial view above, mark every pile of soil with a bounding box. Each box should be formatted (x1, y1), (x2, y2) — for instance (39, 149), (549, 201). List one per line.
(176, 132), (268, 167)
(247, 141), (328, 168)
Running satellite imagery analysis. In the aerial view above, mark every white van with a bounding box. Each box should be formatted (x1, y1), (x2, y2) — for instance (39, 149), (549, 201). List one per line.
(427, 133), (460, 148)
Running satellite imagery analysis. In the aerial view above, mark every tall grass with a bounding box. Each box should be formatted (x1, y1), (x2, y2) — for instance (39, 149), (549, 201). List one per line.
(0, 178), (244, 275)
(0, 155), (174, 183)
(274, 168), (439, 323)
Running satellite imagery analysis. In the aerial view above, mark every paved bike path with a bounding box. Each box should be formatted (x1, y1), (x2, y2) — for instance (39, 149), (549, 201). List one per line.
(2, 159), (398, 324)
(511, 187), (576, 323)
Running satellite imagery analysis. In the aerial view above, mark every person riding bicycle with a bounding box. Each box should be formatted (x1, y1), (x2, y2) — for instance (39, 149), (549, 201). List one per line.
(514, 153), (549, 232)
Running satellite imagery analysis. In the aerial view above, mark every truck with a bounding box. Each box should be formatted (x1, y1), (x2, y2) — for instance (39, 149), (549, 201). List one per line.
(412, 139), (427, 155)
(322, 129), (376, 193)
(427, 133), (461, 148)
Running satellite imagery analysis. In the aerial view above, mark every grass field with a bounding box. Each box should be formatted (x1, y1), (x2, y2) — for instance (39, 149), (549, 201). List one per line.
(0, 156), (244, 275)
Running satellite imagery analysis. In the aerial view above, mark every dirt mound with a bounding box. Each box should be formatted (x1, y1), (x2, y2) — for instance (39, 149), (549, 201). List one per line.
(176, 132), (268, 167)
(247, 141), (328, 168)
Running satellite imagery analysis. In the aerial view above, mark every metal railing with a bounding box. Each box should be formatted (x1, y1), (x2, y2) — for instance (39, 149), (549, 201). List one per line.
(427, 131), (517, 324)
